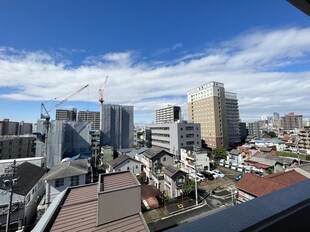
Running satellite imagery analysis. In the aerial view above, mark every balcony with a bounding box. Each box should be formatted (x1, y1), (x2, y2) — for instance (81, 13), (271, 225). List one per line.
(152, 171), (164, 180)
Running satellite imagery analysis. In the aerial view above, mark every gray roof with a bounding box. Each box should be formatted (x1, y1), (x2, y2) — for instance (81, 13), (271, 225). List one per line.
(0, 162), (46, 196)
(127, 147), (149, 158)
(44, 159), (89, 181)
(144, 147), (173, 159)
(108, 155), (141, 169)
(163, 165), (186, 178)
(229, 149), (242, 156)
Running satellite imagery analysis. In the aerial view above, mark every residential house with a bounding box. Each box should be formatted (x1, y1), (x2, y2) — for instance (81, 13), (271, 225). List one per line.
(141, 147), (174, 191)
(180, 147), (210, 173)
(163, 165), (187, 198)
(106, 155), (142, 175)
(236, 170), (307, 202)
(127, 147), (149, 161)
(33, 171), (149, 232)
(227, 149), (244, 166)
(44, 159), (90, 206)
(141, 185), (163, 210)
(0, 162), (46, 231)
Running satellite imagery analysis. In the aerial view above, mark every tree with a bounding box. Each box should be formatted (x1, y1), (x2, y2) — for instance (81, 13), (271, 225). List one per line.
(211, 148), (227, 160)
(182, 179), (195, 196)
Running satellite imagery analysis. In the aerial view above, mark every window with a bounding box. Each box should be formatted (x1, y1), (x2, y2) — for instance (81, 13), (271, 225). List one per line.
(55, 178), (64, 187)
(70, 176), (79, 186)
(127, 167), (130, 171)
(163, 157), (166, 162)
(136, 165), (138, 169)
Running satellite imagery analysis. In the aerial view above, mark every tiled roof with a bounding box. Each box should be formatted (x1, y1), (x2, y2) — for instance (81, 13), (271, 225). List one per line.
(236, 174), (286, 197)
(44, 159), (89, 181)
(265, 170), (307, 185)
(49, 183), (148, 232)
(102, 171), (140, 192)
(144, 147), (173, 159)
(0, 162), (46, 196)
(163, 165), (186, 178)
(108, 155), (140, 169)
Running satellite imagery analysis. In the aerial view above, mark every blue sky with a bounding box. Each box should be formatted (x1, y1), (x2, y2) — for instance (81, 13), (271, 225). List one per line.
(0, 0), (310, 124)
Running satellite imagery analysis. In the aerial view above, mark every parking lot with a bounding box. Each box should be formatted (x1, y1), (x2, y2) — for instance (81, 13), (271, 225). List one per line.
(199, 166), (241, 193)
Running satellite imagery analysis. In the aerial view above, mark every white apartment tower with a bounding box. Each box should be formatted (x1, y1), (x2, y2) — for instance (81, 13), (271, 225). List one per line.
(187, 81), (228, 149)
(156, 105), (181, 123)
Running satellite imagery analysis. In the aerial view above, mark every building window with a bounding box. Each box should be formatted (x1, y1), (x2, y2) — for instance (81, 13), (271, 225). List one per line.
(55, 178), (64, 187)
(136, 165), (138, 169)
(127, 167), (130, 171)
(70, 176), (79, 186)
(163, 157), (166, 162)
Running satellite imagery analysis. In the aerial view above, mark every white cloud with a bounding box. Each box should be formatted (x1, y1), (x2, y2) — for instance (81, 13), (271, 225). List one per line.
(1, 27), (310, 122)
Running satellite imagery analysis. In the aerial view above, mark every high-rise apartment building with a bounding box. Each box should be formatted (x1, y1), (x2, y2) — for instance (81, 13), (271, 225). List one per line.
(187, 81), (228, 149)
(273, 112), (280, 127)
(56, 108), (77, 121)
(100, 104), (134, 149)
(248, 121), (261, 138)
(156, 105), (181, 123)
(225, 92), (241, 147)
(78, 110), (100, 130)
(280, 112), (303, 130)
(0, 119), (33, 135)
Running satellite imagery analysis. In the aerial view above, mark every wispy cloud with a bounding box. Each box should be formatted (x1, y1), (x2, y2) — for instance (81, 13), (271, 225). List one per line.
(1, 27), (310, 122)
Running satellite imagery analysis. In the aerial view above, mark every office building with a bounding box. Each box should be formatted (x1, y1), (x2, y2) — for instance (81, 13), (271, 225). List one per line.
(156, 105), (181, 123)
(78, 110), (100, 130)
(148, 121), (201, 158)
(248, 121), (261, 138)
(225, 92), (241, 148)
(56, 108), (77, 121)
(239, 122), (247, 143)
(187, 81), (228, 149)
(280, 112), (303, 130)
(100, 104), (134, 149)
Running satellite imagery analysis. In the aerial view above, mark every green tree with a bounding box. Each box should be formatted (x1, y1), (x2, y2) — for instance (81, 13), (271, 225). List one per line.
(211, 148), (227, 160)
(182, 179), (195, 196)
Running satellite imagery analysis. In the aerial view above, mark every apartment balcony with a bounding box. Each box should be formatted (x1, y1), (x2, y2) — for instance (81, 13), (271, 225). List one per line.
(152, 171), (164, 180)
(186, 153), (195, 160)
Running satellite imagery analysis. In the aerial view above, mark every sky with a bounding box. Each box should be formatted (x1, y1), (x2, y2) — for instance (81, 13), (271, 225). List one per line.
(0, 0), (310, 124)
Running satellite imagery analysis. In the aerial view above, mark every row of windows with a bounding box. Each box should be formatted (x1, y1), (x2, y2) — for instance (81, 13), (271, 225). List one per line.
(55, 176), (80, 187)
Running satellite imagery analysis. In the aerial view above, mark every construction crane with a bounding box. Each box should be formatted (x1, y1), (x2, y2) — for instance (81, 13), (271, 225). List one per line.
(99, 76), (108, 104)
(40, 84), (89, 131)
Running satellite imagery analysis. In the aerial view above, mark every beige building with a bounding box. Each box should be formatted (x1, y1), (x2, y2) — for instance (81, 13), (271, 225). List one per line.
(187, 81), (228, 149)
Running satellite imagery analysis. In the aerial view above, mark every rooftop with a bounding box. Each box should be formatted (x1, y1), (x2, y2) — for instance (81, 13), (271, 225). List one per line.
(101, 171), (140, 192)
(108, 155), (141, 169)
(163, 165), (187, 178)
(144, 147), (173, 159)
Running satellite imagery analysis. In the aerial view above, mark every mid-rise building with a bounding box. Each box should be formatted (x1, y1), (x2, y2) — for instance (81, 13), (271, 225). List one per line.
(239, 122), (247, 143)
(187, 81), (228, 149)
(100, 104), (134, 150)
(0, 135), (36, 160)
(225, 92), (241, 148)
(248, 121), (261, 138)
(0, 119), (33, 135)
(156, 105), (181, 123)
(148, 121), (201, 158)
(280, 112), (303, 130)
(78, 110), (100, 130)
(56, 108), (77, 121)
(298, 129), (310, 151)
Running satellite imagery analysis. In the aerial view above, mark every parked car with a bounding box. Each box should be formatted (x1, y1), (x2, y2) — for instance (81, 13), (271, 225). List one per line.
(231, 163), (238, 171)
(237, 164), (244, 172)
(189, 173), (205, 182)
(234, 173), (244, 181)
(212, 169), (225, 178)
(200, 171), (215, 180)
(219, 159), (225, 166)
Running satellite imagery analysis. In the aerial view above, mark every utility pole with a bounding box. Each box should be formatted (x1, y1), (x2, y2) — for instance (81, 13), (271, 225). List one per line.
(5, 160), (17, 232)
(193, 146), (198, 205)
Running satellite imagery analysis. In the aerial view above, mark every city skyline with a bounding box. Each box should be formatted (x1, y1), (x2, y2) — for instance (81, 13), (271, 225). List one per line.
(1, 1), (310, 123)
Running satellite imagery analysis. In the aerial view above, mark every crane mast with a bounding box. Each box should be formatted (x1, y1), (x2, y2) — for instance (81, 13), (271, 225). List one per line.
(99, 76), (108, 104)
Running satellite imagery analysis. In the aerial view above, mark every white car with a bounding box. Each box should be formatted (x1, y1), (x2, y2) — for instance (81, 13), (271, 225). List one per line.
(212, 170), (225, 178)
(189, 173), (205, 182)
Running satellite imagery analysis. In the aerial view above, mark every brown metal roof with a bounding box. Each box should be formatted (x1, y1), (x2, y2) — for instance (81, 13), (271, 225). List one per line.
(50, 182), (148, 232)
(102, 172), (139, 192)
(141, 185), (163, 200)
(236, 174), (286, 197)
(265, 170), (307, 185)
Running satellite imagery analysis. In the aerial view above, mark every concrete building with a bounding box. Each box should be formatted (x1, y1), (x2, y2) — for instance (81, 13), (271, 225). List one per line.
(180, 147), (210, 173)
(100, 104), (134, 150)
(148, 121), (201, 159)
(0, 156), (45, 175)
(156, 105), (181, 123)
(187, 81), (228, 149)
(225, 92), (241, 148)
(280, 112), (303, 130)
(298, 129), (310, 151)
(0, 135), (36, 160)
(248, 121), (261, 138)
(0, 119), (33, 136)
(56, 108), (77, 121)
(35, 120), (92, 168)
(78, 110), (100, 130)
(239, 122), (247, 143)
(106, 155), (142, 175)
